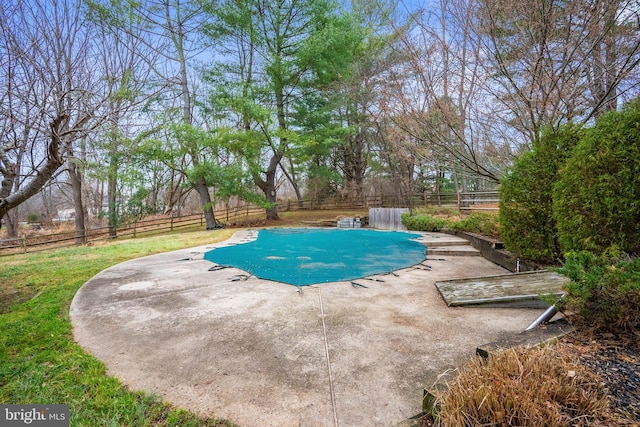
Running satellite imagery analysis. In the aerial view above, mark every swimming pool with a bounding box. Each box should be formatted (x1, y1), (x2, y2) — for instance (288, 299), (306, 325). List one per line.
(203, 228), (426, 286)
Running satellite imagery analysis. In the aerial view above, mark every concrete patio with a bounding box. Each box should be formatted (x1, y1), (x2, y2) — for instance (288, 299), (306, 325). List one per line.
(70, 230), (544, 426)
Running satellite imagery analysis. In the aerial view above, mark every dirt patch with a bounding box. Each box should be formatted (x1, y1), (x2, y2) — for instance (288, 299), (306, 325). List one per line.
(0, 288), (30, 314)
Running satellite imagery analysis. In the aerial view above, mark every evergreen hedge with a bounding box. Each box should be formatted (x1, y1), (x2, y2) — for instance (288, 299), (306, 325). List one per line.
(499, 126), (581, 263)
(553, 99), (640, 255)
(558, 251), (640, 337)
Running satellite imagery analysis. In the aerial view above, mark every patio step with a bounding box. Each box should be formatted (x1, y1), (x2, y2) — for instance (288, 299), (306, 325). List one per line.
(415, 233), (481, 257)
(427, 245), (481, 256)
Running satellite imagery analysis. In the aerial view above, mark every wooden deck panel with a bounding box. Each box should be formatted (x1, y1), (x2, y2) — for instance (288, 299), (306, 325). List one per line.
(435, 270), (569, 307)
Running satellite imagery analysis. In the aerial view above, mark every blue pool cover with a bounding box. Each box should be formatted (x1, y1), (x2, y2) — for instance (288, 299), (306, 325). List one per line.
(203, 228), (426, 286)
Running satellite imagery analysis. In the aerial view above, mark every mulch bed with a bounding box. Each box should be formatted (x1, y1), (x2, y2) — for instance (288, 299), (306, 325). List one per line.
(563, 333), (640, 425)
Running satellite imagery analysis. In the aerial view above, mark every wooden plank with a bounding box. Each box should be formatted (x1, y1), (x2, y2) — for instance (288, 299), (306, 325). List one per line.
(435, 270), (569, 307)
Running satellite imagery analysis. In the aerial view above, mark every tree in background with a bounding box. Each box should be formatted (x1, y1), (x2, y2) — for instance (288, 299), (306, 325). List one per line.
(493, 0), (640, 263)
(0, 0), (118, 235)
(87, 0), (223, 229)
(3, 0), (638, 231)
(141, 121), (261, 224)
(501, 97), (640, 262)
(202, 0), (366, 219)
(385, 0), (508, 193)
(323, 0), (397, 200)
(478, 0), (640, 143)
(65, 1), (159, 241)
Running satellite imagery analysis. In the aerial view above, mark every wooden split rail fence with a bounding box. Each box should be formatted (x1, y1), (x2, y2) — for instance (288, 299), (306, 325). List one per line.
(0, 191), (498, 255)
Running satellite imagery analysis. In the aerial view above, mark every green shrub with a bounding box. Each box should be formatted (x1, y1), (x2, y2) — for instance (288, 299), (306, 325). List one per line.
(27, 213), (40, 223)
(559, 251), (640, 338)
(499, 125), (581, 263)
(401, 212), (447, 232)
(449, 213), (499, 237)
(553, 98), (640, 255)
(402, 211), (500, 237)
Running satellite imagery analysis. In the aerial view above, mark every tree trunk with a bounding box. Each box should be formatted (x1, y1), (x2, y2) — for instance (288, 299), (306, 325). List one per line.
(96, 179), (104, 223)
(254, 153), (282, 221)
(40, 186), (54, 223)
(279, 157), (303, 204)
(193, 177), (217, 229)
(259, 118), (285, 220)
(5, 209), (19, 238)
(259, 159), (280, 221)
(265, 187), (278, 220)
(602, 1), (619, 113)
(163, 170), (183, 215)
(107, 153), (118, 238)
(1, 164), (19, 238)
(190, 148), (217, 228)
(436, 168), (444, 206)
(451, 157), (460, 194)
(68, 160), (87, 243)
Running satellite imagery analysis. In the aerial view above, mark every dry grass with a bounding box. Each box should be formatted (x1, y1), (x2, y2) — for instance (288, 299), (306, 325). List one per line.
(433, 345), (616, 427)
(0, 220), (76, 240)
(227, 209), (369, 228)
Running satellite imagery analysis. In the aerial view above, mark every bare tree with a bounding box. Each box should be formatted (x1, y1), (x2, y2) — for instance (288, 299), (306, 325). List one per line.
(0, 0), (115, 234)
(81, 2), (164, 238)
(381, 0), (507, 189)
(478, 0), (640, 140)
(376, 0), (639, 192)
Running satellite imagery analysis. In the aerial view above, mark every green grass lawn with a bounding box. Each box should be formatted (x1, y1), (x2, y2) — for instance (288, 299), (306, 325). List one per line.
(0, 227), (237, 426)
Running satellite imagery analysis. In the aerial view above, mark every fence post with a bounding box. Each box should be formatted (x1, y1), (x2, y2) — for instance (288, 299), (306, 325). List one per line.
(457, 191), (462, 210)
(133, 220), (137, 238)
(22, 236), (27, 253)
(171, 215), (174, 231)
